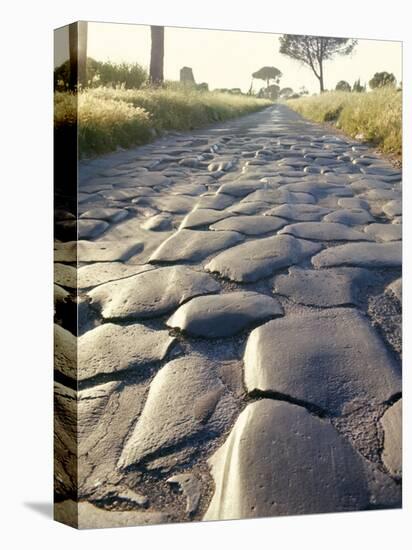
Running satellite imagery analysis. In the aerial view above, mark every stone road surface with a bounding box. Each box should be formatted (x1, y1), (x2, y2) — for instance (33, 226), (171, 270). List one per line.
(54, 104), (402, 528)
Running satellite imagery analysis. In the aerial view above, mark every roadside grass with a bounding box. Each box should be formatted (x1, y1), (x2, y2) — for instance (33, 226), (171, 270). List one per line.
(286, 88), (402, 157)
(54, 86), (272, 158)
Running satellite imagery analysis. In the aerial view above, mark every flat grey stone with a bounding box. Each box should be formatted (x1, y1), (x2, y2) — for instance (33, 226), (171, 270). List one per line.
(167, 291), (283, 338)
(149, 229), (244, 263)
(55, 501), (168, 529)
(361, 189), (401, 202)
(338, 198), (370, 210)
(167, 474), (201, 515)
(170, 183), (208, 196)
(217, 181), (264, 197)
(139, 195), (194, 214)
(54, 284), (69, 311)
(78, 219), (109, 240)
(242, 189), (315, 205)
(208, 160), (233, 172)
(350, 179), (392, 193)
(195, 194), (234, 210)
(265, 203), (332, 221)
(380, 399), (402, 478)
(78, 323), (175, 381)
(204, 400), (370, 520)
(179, 209), (230, 230)
(89, 266), (220, 320)
(141, 213), (173, 231)
(54, 324), (76, 379)
(210, 215), (286, 235)
(279, 222), (371, 241)
(361, 164), (401, 179)
(382, 200), (402, 218)
(273, 267), (375, 307)
(364, 223), (402, 242)
(244, 309), (401, 415)
(79, 208), (128, 223)
(78, 262), (153, 289)
(323, 208), (375, 226)
(118, 356), (238, 469)
(205, 235), (322, 283)
(100, 188), (153, 201)
(312, 241), (401, 268)
(54, 263), (76, 288)
(54, 240), (143, 263)
(386, 278), (402, 302)
(228, 201), (271, 215)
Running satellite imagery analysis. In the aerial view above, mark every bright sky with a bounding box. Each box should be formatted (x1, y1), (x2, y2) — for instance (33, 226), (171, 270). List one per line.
(55, 22), (402, 94)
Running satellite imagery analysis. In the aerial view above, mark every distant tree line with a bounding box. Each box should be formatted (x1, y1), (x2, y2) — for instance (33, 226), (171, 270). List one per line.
(334, 72), (399, 93)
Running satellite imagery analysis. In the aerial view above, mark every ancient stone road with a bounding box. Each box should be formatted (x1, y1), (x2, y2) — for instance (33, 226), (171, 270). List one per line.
(54, 104), (402, 528)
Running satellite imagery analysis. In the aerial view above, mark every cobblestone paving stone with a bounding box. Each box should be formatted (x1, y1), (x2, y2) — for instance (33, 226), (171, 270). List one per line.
(54, 104), (402, 527)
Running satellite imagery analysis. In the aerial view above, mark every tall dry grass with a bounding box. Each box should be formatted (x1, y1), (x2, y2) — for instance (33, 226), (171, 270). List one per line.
(287, 88), (402, 156)
(54, 87), (272, 157)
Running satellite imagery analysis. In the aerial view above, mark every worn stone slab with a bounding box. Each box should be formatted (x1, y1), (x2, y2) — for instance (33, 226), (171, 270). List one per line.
(217, 181), (265, 197)
(244, 309), (401, 415)
(195, 194), (234, 210)
(380, 399), (402, 478)
(350, 178), (392, 193)
(54, 263), (76, 288)
(382, 200), (402, 218)
(203, 400), (370, 520)
(167, 291), (283, 338)
(338, 198), (370, 210)
(149, 229), (244, 263)
(205, 235), (322, 283)
(78, 323), (175, 381)
(360, 189), (401, 202)
(386, 278), (402, 302)
(141, 213), (173, 231)
(89, 266), (220, 320)
(54, 240), (143, 263)
(265, 203), (332, 221)
(138, 195), (195, 214)
(312, 241), (401, 268)
(227, 201), (271, 215)
(54, 284), (69, 311)
(100, 188), (154, 201)
(179, 209), (231, 230)
(242, 189), (315, 205)
(167, 474), (201, 515)
(54, 324), (76, 379)
(364, 223), (402, 242)
(279, 222), (371, 241)
(273, 267), (376, 307)
(118, 356), (238, 469)
(323, 208), (375, 226)
(78, 262), (153, 289)
(78, 219), (109, 240)
(79, 208), (128, 223)
(210, 215), (286, 235)
(55, 501), (168, 529)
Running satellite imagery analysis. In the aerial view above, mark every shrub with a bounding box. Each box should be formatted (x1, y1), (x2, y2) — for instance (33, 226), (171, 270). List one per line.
(335, 80), (351, 92)
(286, 88), (401, 155)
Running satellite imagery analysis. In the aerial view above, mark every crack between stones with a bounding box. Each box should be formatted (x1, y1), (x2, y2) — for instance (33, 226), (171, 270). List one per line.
(247, 388), (328, 418)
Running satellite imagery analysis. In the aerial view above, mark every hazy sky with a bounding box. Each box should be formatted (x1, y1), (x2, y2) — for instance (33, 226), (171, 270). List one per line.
(55, 22), (402, 94)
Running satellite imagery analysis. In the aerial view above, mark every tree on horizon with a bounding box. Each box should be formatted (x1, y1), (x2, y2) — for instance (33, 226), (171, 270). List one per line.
(252, 66), (282, 90)
(369, 72), (396, 89)
(279, 35), (357, 93)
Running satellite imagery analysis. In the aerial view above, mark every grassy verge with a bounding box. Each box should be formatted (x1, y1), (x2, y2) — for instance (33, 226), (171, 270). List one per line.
(286, 88), (402, 158)
(54, 86), (272, 158)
